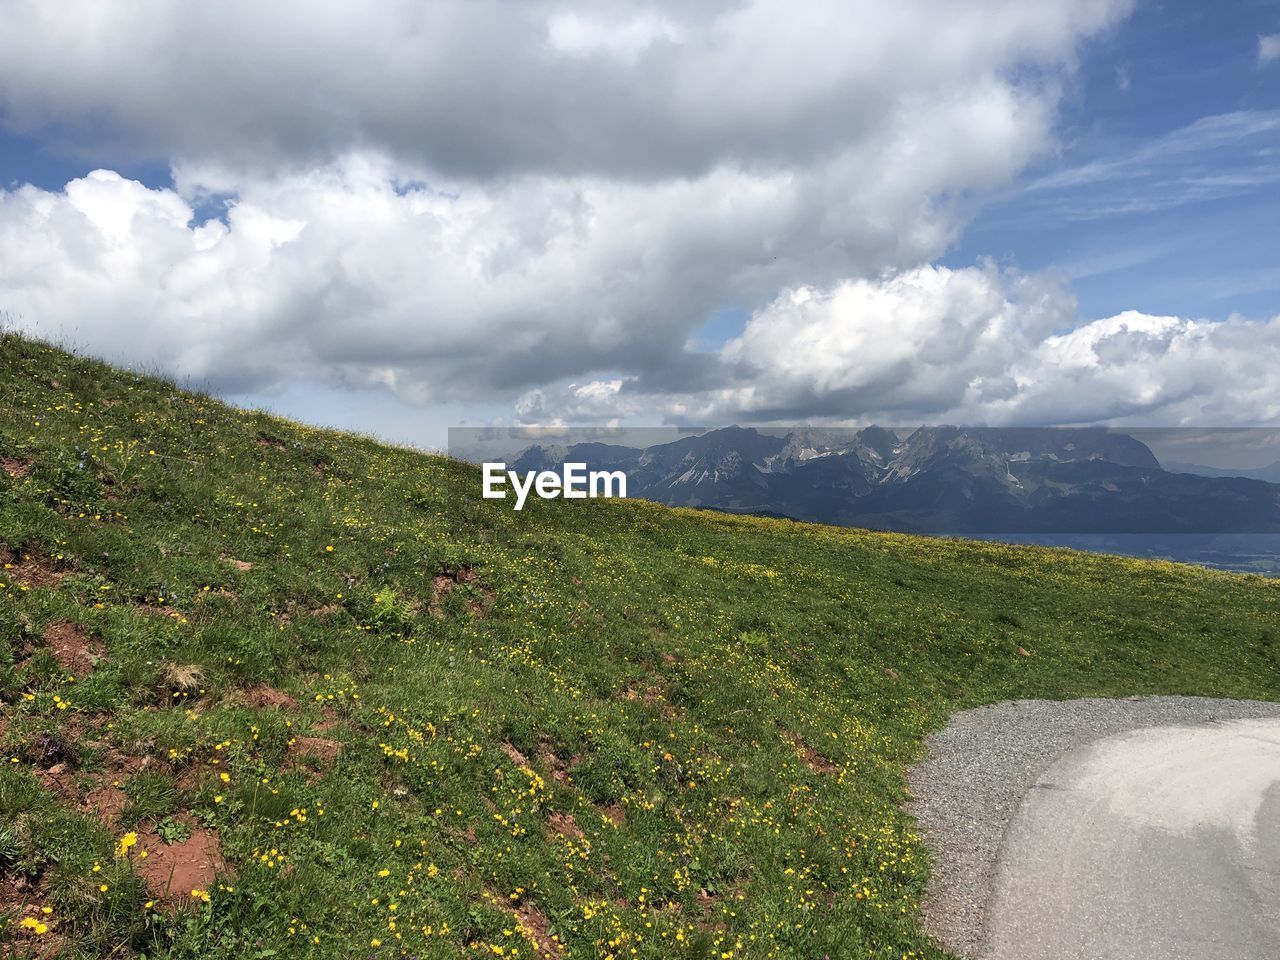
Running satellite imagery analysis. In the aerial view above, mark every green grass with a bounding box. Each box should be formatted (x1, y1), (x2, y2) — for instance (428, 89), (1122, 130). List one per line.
(0, 332), (1276, 958)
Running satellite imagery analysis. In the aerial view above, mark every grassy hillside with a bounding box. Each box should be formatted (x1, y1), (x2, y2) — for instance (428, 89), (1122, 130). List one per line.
(0, 333), (1276, 959)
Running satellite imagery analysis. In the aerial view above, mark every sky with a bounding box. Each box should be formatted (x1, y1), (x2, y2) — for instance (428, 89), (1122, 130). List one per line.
(0, 0), (1277, 450)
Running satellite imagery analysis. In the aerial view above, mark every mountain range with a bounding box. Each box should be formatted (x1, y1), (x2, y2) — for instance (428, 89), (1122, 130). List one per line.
(512, 426), (1280, 534)
(1162, 459), (1280, 484)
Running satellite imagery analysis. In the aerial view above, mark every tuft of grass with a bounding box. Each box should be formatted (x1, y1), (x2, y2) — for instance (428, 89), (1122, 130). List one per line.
(121, 770), (179, 826)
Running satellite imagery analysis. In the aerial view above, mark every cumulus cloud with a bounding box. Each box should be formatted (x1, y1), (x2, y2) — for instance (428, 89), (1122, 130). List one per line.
(0, 1), (1124, 395)
(0, 93), (1055, 402)
(0, 0), (1127, 178)
(523, 266), (1280, 427)
(1261, 33), (1280, 65)
(17, 0), (1259, 433)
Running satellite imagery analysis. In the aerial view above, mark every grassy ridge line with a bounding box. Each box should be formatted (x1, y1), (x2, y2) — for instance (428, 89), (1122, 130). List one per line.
(0, 332), (1275, 959)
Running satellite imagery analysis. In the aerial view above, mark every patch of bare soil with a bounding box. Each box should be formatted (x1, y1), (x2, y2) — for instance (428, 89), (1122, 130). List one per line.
(784, 732), (838, 775)
(513, 900), (564, 958)
(597, 803), (626, 827)
(0, 878), (65, 957)
(429, 565), (492, 618)
(536, 745), (574, 784)
(219, 555), (254, 571)
(619, 684), (665, 705)
(502, 742), (530, 766)
(0, 544), (70, 587)
(545, 812), (583, 840)
(35, 748), (145, 828)
(135, 816), (226, 906)
(240, 684), (299, 711)
(2, 457), (32, 478)
(42, 621), (105, 676)
(288, 736), (342, 772)
(83, 782), (129, 825)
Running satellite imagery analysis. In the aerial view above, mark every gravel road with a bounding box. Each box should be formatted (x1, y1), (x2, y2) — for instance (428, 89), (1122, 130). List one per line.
(907, 696), (1280, 958)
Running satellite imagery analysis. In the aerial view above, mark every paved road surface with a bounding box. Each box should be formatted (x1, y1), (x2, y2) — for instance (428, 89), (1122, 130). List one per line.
(983, 718), (1280, 960)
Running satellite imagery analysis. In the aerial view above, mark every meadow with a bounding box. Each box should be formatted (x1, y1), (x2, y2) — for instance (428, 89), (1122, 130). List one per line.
(0, 332), (1277, 959)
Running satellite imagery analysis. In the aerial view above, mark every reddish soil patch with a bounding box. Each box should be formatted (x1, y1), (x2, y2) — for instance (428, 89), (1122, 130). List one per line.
(2, 457), (32, 478)
(134, 816), (226, 905)
(42, 620), (105, 675)
(253, 435), (289, 451)
(0, 880), (65, 957)
(0, 544), (69, 587)
(33, 762), (77, 797)
(34, 748), (144, 828)
(619, 685), (664, 705)
(536, 746), (573, 784)
(784, 732), (838, 775)
(502, 742), (530, 767)
(289, 736), (342, 770)
(513, 901), (564, 958)
(241, 685), (299, 711)
(307, 603), (343, 618)
(311, 709), (341, 734)
(83, 782), (129, 825)
(442, 564), (479, 586)
(597, 803), (626, 827)
(219, 555), (253, 572)
(429, 565), (491, 618)
(545, 812), (583, 840)
(883, 666), (901, 681)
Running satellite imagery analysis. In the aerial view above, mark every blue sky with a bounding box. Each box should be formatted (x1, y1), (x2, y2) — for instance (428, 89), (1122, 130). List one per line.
(0, 1), (1278, 446)
(950, 0), (1280, 321)
(667, 0), (1280, 356)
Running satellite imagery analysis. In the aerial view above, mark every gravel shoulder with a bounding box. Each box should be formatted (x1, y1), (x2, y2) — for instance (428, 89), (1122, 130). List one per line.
(907, 696), (1280, 958)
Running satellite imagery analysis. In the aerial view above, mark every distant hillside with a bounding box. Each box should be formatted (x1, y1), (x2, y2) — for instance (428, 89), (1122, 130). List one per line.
(1, 334), (1277, 959)
(1164, 459), (1280, 483)
(514, 426), (1280, 534)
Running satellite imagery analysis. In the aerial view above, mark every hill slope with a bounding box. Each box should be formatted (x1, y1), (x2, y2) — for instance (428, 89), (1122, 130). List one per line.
(0, 333), (1277, 959)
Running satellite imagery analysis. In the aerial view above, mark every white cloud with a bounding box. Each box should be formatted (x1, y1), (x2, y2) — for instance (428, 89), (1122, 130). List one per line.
(546, 8), (684, 61)
(6, 169), (1277, 429)
(13, 0), (1241, 432)
(1260, 33), (1280, 65)
(0, 0), (1127, 178)
(523, 266), (1280, 427)
(739, 272), (1280, 425)
(0, 82), (1057, 402)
